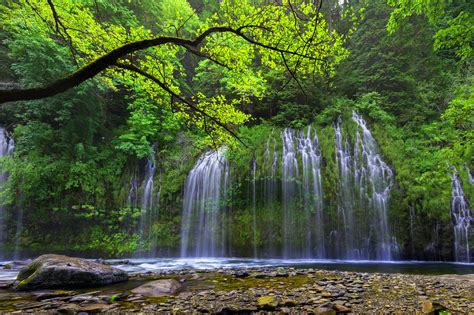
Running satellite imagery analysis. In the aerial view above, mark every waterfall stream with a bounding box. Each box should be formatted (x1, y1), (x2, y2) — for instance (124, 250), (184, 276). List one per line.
(352, 111), (395, 260)
(139, 158), (155, 234)
(450, 169), (472, 262)
(0, 128), (14, 258)
(179, 114), (397, 260)
(180, 148), (229, 257)
(252, 158), (257, 258)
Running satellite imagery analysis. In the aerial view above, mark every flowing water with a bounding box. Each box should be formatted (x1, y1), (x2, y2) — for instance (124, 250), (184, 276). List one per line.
(279, 127), (325, 258)
(252, 158), (257, 258)
(332, 113), (395, 260)
(450, 169), (473, 262)
(352, 111), (395, 260)
(139, 158), (155, 233)
(0, 128), (14, 259)
(180, 114), (397, 260)
(129, 155), (158, 257)
(0, 258), (472, 282)
(180, 148), (229, 257)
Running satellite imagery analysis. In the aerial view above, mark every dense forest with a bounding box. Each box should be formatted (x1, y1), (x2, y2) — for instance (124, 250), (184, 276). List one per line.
(0, 0), (472, 262)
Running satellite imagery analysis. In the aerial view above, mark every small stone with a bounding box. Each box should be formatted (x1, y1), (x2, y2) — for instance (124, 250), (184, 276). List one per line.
(321, 292), (332, 297)
(69, 295), (97, 303)
(79, 304), (108, 313)
(131, 279), (182, 297)
(315, 307), (336, 315)
(334, 304), (352, 313)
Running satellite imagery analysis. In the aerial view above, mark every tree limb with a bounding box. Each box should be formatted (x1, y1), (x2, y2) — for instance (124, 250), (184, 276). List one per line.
(0, 25), (324, 104)
(115, 63), (246, 146)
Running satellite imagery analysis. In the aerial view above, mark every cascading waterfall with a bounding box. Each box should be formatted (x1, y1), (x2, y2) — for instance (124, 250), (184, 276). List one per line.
(252, 158), (257, 258)
(140, 159), (155, 220)
(298, 127), (325, 258)
(334, 118), (356, 258)
(263, 133), (279, 257)
(281, 128), (300, 258)
(180, 148), (229, 257)
(352, 111), (395, 260)
(450, 169), (472, 262)
(0, 128), (14, 257)
(179, 114), (395, 260)
(280, 127), (324, 258)
(467, 167), (474, 185)
(332, 112), (395, 260)
(128, 154), (158, 257)
(409, 205), (416, 258)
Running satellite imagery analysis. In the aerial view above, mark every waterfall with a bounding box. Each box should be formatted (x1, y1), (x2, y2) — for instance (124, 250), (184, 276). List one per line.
(178, 114), (394, 260)
(0, 128), (14, 257)
(141, 158), (155, 212)
(333, 112), (395, 260)
(334, 118), (356, 258)
(352, 111), (394, 260)
(180, 148), (229, 257)
(281, 128), (300, 258)
(409, 205), (416, 258)
(450, 169), (472, 262)
(298, 127), (325, 258)
(467, 167), (474, 185)
(280, 127), (324, 258)
(252, 158), (257, 258)
(263, 133), (279, 257)
(137, 157), (155, 256)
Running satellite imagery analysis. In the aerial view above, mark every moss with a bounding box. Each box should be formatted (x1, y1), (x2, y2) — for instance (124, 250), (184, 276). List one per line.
(211, 274), (314, 291)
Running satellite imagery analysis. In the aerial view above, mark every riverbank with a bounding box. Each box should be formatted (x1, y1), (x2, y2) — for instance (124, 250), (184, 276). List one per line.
(1, 266), (473, 313)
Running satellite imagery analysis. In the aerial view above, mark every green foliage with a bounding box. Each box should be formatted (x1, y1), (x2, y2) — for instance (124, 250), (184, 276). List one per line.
(0, 0), (471, 259)
(387, 0), (473, 61)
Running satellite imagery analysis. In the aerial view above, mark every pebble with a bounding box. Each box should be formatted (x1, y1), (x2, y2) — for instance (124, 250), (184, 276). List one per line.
(0, 267), (472, 314)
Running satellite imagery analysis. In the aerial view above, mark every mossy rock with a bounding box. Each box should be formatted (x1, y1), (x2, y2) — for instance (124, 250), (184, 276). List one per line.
(14, 254), (128, 290)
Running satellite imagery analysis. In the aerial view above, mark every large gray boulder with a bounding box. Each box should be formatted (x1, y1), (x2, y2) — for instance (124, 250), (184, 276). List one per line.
(131, 279), (182, 297)
(14, 254), (128, 290)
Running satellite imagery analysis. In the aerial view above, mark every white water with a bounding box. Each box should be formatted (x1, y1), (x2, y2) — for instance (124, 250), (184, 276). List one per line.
(450, 169), (472, 262)
(180, 148), (229, 257)
(139, 158), (155, 233)
(281, 128), (299, 258)
(331, 113), (396, 260)
(0, 128), (14, 258)
(352, 111), (395, 260)
(252, 158), (257, 258)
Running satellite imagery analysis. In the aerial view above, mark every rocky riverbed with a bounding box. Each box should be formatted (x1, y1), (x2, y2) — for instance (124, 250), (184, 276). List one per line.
(0, 266), (473, 314)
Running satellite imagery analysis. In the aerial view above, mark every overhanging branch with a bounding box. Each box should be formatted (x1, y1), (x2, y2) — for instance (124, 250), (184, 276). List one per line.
(0, 25), (325, 104)
(115, 63), (246, 146)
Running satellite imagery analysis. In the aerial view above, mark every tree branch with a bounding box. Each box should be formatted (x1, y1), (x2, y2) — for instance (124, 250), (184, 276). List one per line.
(115, 63), (246, 146)
(0, 25), (324, 104)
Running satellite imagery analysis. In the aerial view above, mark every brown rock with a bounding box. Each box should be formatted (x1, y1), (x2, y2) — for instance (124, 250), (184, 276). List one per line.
(131, 279), (182, 297)
(79, 303), (109, 313)
(315, 307), (336, 315)
(334, 304), (352, 313)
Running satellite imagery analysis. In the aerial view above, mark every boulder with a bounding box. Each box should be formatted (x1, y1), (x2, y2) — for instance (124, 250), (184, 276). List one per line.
(131, 279), (182, 297)
(14, 254), (128, 290)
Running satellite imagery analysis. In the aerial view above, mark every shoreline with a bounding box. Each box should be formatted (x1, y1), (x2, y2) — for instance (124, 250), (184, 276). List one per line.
(1, 266), (473, 313)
